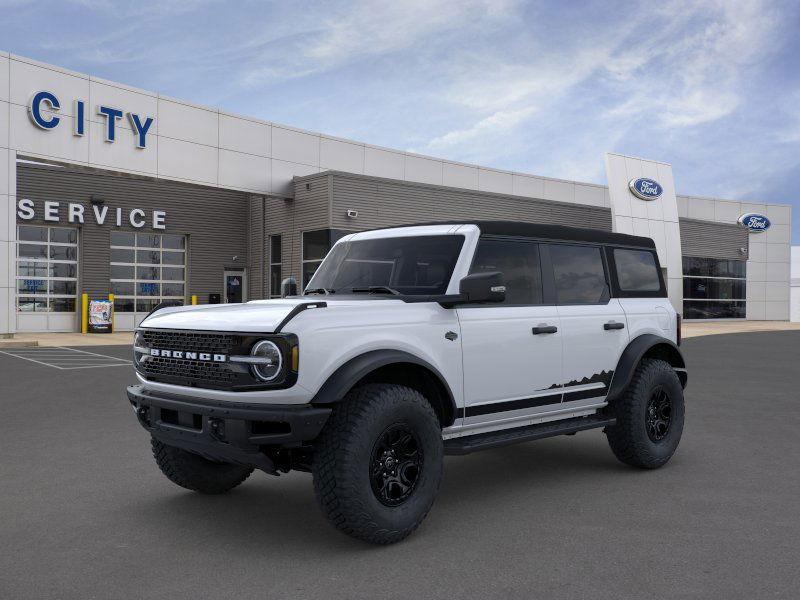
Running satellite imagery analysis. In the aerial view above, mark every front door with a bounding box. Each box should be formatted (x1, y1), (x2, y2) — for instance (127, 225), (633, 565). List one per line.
(224, 270), (246, 303)
(457, 237), (563, 432)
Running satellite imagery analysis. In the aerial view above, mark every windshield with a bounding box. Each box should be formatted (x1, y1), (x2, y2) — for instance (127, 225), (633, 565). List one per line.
(305, 235), (465, 296)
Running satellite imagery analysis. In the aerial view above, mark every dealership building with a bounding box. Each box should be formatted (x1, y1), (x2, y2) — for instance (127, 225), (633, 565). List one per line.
(0, 52), (793, 333)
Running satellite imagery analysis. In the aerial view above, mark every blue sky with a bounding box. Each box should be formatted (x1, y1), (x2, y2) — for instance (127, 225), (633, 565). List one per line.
(3, 0), (800, 239)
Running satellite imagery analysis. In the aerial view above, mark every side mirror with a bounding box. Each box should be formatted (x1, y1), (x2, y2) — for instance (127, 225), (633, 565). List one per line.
(281, 277), (298, 298)
(458, 271), (506, 304)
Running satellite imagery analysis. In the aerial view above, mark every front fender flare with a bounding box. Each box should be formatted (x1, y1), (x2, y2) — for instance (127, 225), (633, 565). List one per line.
(310, 349), (457, 424)
(607, 334), (686, 402)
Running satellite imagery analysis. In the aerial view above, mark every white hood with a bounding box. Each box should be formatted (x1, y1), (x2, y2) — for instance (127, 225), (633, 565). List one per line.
(139, 297), (402, 333)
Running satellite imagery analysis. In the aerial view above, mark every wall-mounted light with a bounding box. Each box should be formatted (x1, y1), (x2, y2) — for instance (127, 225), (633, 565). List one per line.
(346, 209), (359, 219)
(90, 195), (105, 206)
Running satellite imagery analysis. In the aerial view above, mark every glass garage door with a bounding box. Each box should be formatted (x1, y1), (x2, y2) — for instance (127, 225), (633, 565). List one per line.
(682, 257), (746, 319)
(16, 225), (79, 332)
(110, 232), (186, 330)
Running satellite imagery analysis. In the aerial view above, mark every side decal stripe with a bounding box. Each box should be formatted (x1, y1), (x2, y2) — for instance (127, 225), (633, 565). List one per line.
(465, 393), (564, 418)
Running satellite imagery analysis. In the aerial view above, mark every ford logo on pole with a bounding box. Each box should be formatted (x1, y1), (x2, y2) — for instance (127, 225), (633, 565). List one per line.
(628, 178), (663, 201)
(737, 213), (771, 233)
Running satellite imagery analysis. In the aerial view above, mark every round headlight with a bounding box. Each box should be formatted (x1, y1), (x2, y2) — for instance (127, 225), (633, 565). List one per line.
(251, 340), (282, 381)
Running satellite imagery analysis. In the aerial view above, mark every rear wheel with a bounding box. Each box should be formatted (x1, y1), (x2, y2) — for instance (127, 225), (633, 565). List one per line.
(151, 438), (253, 494)
(312, 383), (443, 544)
(605, 358), (685, 469)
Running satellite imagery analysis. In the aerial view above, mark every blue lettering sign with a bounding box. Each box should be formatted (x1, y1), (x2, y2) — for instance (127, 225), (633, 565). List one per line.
(128, 113), (154, 149)
(29, 91), (61, 130)
(28, 90), (154, 149)
(97, 106), (124, 142)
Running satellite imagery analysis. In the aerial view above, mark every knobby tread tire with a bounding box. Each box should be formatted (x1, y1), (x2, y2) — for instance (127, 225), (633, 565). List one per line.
(151, 438), (253, 494)
(312, 383), (443, 544)
(606, 358), (685, 469)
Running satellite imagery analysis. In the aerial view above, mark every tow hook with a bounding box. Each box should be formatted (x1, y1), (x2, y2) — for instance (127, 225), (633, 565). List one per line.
(136, 406), (150, 427)
(209, 417), (226, 442)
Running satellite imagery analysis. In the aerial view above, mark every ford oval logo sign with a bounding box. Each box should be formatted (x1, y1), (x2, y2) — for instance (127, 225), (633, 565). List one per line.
(628, 178), (663, 201)
(738, 213), (771, 233)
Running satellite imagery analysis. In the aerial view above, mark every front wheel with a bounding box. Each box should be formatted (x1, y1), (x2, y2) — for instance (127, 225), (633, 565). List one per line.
(605, 358), (685, 469)
(312, 383), (443, 544)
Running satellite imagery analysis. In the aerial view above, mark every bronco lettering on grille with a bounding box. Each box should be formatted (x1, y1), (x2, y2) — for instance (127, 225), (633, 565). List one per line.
(149, 349), (227, 362)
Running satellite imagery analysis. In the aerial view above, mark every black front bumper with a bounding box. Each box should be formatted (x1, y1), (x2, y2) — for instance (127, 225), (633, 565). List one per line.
(127, 385), (331, 473)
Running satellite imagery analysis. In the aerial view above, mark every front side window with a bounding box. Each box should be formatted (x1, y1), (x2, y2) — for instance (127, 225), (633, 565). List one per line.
(613, 249), (662, 292)
(550, 244), (607, 304)
(110, 232), (186, 314)
(306, 235), (465, 296)
(469, 238), (542, 305)
(16, 225), (78, 312)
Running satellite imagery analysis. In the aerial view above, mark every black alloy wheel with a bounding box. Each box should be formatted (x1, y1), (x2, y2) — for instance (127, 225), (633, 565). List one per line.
(369, 424), (423, 506)
(645, 386), (672, 442)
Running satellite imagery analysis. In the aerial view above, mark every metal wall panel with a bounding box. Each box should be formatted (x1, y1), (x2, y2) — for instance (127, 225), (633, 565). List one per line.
(16, 163), (249, 304)
(247, 195), (265, 300)
(679, 217), (749, 260)
(324, 171), (613, 232)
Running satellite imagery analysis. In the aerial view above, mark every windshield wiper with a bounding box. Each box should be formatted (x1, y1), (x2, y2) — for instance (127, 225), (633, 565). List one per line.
(350, 286), (401, 295)
(305, 288), (335, 295)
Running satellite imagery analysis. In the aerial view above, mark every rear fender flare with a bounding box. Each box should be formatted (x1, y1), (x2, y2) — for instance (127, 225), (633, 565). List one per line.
(607, 334), (686, 402)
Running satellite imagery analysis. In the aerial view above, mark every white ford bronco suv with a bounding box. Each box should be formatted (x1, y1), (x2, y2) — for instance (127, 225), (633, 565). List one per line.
(127, 221), (687, 544)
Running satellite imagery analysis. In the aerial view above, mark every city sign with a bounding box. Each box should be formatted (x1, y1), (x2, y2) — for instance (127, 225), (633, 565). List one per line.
(28, 90), (155, 148)
(628, 178), (663, 201)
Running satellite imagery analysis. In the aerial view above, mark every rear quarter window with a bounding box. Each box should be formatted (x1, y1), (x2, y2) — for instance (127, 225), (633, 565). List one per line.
(613, 249), (661, 292)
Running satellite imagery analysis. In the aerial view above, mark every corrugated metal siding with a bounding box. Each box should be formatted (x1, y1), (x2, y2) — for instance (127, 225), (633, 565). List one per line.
(16, 163), (249, 303)
(679, 217), (749, 260)
(325, 172), (612, 232)
(288, 174), (331, 281)
(247, 196), (265, 299)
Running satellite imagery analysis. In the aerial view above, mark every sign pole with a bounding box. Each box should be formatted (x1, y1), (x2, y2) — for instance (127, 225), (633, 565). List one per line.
(108, 293), (115, 332)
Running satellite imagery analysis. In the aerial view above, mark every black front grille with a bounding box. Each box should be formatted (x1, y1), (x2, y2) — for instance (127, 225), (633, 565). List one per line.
(138, 330), (245, 389)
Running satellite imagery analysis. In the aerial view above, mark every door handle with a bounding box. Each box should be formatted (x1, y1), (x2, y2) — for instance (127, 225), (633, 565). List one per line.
(532, 325), (558, 335)
(604, 322), (625, 330)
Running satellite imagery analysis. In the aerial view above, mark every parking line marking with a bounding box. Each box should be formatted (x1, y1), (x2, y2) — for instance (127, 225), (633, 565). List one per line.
(0, 349), (67, 369)
(0, 346), (132, 369)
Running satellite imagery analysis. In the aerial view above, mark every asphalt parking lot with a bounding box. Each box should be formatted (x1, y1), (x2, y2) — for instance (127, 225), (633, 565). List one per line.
(1, 332), (799, 600)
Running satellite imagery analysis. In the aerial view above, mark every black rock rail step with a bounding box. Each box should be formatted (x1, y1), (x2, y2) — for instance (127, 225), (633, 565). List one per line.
(444, 415), (616, 455)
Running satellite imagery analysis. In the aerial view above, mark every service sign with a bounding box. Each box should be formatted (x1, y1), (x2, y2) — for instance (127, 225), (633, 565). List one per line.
(737, 213), (771, 233)
(89, 300), (113, 333)
(628, 178), (663, 201)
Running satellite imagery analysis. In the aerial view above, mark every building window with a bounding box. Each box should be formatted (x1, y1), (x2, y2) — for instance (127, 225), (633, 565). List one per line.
(16, 225), (78, 312)
(682, 256), (746, 319)
(110, 232), (186, 314)
(269, 235), (282, 298)
(301, 229), (350, 289)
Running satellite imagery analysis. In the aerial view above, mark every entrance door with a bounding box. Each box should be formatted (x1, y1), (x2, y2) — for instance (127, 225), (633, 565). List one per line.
(457, 237), (563, 431)
(224, 270), (246, 303)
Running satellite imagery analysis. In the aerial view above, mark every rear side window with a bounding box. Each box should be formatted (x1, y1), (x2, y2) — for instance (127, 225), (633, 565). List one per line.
(613, 249), (661, 292)
(470, 238), (542, 305)
(549, 244), (607, 304)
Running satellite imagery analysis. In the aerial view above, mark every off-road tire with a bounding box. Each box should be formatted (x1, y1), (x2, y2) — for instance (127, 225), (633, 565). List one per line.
(605, 358), (685, 469)
(151, 437), (253, 494)
(312, 383), (443, 544)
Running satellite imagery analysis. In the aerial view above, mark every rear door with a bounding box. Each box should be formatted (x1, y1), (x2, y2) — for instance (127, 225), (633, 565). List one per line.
(457, 237), (563, 431)
(544, 243), (629, 406)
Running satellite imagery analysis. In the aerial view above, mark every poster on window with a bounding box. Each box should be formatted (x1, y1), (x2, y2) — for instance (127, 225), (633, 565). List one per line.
(88, 300), (113, 333)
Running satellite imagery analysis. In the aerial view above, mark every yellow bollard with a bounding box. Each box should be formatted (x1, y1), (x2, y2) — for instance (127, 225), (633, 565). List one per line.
(108, 293), (115, 332)
(191, 295), (198, 306)
(81, 293), (89, 334)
